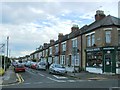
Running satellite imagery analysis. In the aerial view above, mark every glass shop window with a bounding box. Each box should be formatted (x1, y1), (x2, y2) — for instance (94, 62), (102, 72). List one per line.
(86, 52), (102, 67)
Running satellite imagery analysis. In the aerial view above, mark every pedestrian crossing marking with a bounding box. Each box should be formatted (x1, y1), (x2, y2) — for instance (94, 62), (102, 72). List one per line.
(53, 75), (68, 79)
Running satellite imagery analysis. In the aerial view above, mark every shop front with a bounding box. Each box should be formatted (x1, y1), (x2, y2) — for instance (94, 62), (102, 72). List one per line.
(85, 47), (103, 74)
(85, 46), (119, 74)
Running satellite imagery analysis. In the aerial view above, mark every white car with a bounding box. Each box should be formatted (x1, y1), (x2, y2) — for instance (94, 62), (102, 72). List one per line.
(36, 62), (47, 70)
(49, 63), (67, 75)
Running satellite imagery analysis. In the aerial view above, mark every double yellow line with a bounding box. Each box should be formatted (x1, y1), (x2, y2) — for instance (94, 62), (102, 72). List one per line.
(16, 73), (24, 83)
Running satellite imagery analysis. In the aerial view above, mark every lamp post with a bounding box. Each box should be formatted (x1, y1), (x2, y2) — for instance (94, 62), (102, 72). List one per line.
(6, 36), (9, 70)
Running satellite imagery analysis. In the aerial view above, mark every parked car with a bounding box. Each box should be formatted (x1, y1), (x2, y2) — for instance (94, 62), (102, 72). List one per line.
(14, 64), (25, 73)
(31, 62), (37, 69)
(36, 62), (47, 70)
(49, 63), (67, 75)
(25, 61), (32, 67)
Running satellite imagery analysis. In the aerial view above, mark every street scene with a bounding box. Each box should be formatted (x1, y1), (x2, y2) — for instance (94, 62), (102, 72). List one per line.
(0, 0), (120, 90)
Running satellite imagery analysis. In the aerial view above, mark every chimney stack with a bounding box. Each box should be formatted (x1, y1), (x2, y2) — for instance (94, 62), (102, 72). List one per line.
(43, 43), (48, 48)
(58, 33), (64, 40)
(95, 10), (106, 21)
(50, 39), (54, 45)
(71, 24), (79, 32)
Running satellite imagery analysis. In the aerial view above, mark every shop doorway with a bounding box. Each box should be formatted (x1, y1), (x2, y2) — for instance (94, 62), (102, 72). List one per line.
(103, 50), (116, 73)
(104, 53), (112, 72)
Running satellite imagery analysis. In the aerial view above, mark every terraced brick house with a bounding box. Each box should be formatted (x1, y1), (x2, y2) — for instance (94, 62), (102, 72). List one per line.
(81, 10), (120, 74)
(28, 10), (120, 74)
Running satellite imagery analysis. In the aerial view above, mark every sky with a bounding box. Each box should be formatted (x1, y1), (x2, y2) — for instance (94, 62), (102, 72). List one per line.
(0, 0), (119, 58)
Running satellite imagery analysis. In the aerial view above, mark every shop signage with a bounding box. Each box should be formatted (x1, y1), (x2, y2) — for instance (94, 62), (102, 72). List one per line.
(86, 48), (100, 52)
(103, 47), (115, 50)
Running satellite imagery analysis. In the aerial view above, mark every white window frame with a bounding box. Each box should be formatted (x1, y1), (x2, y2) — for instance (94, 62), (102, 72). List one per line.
(60, 55), (65, 65)
(91, 34), (95, 46)
(62, 42), (66, 52)
(71, 53), (79, 66)
(105, 30), (111, 44)
(72, 38), (77, 48)
(46, 49), (48, 56)
(55, 44), (59, 53)
(49, 47), (52, 55)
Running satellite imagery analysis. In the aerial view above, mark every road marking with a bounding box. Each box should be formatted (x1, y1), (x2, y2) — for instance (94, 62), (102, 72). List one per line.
(67, 80), (76, 82)
(38, 73), (45, 77)
(16, 73), (22, 83)
(47, 77), (66, 82)
(53, 75), (68, 79)
(16, 73), (24, 83)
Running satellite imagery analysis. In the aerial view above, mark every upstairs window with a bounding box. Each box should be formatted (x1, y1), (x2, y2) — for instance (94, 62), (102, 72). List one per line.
(105, 30), (111, 44)
(55, 45), (58, 53)
(72, 38), (77, 48)
(62, 42), (66, 51)
(49, 47), (52, 55)
(91, 34), (95, 46)
(87, 35), (91, 47)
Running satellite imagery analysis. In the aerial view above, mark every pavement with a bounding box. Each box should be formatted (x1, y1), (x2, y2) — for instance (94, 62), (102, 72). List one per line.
(1, 66), (119, 86)
(1, 66), (18, 85)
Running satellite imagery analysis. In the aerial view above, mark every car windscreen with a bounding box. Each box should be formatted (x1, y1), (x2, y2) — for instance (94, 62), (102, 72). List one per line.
(54, 64), (64, 68)
(16, 65), (24, 68)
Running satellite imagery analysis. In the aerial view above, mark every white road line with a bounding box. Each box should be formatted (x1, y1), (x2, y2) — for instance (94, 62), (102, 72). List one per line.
(53, 75), (68, 79)
(23, 83), (31, 85)
(38, 73), (45, 77)
(47, 77), (66, 82)
(67, 80), (76, 82)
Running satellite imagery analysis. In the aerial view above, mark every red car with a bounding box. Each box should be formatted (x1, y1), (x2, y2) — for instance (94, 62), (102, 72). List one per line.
(14, 64), (25, 73)
(31, 62), (37, 69)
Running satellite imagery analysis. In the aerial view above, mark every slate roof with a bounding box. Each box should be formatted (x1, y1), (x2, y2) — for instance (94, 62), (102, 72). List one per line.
(30, 15), (120, 55)
(82, 15), (120, 34)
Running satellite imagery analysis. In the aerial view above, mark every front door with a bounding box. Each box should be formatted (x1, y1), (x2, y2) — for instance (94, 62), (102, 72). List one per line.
(103, 50), (116, 73)
(104, 53), (112, 72)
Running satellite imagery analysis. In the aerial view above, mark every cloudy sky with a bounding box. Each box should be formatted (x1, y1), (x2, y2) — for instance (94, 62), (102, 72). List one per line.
(0, 0), (119, 58)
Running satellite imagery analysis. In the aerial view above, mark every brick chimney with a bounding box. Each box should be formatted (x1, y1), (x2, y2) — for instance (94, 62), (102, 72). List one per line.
(71, 24), (79, 32)
(58, 33), (64, 40)
(50, 39), (54, 45)
(95, 10), (106, 21)
(43, 43), (48, 48)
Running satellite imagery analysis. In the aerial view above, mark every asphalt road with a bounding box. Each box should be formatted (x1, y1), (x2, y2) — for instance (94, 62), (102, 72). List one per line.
(2, 67), (119, 89)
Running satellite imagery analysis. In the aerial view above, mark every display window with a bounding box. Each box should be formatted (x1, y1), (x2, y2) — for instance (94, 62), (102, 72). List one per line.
(86, 52), (102, 67)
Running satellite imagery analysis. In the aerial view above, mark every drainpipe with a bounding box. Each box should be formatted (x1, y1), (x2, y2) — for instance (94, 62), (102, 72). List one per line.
(81, 35), (83, 70)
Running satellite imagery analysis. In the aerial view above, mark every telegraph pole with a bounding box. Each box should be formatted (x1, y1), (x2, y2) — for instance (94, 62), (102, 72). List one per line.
(6, 36), (9, 70)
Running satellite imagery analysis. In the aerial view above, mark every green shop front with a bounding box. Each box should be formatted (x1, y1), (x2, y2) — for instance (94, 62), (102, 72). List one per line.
(85, 46), (120, 74)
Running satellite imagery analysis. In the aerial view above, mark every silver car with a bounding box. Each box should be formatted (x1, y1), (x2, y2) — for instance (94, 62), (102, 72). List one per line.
(36, 62), (47, 70)
(49, 63), (67, 75)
